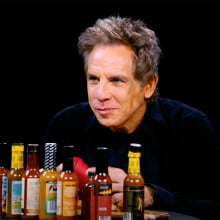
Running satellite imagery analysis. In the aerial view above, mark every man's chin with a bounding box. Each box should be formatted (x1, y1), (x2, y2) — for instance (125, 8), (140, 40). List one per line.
(97, 118), (116, 128)
(97, 120), (124, 132)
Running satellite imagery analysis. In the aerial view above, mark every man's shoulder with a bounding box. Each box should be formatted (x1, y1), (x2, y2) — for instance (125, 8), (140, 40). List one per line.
(61, 102), (90, 112)
(157, 97), (207, 118)
(158, 97), (202, 111)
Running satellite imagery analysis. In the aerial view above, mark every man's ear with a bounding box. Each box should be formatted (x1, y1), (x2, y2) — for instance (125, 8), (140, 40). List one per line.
(144, 74), (159, 99)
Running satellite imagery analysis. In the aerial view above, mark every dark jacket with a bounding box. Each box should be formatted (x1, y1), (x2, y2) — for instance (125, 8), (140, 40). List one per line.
(43, 97), (220, 219)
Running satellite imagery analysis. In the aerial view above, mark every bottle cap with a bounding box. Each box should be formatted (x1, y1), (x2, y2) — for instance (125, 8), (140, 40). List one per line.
(128, 143), (142, 157)
(12, 143), (24, 151)
(95, 146), (109, 174)
(88, 170), (95, 176)
(27, 144), (39, 152)
(44, 143), (57, 170)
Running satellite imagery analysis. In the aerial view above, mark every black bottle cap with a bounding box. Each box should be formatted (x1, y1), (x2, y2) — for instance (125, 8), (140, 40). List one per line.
(62, 145), (75, 172)
(129, 143), (142, 152)
(96, 146), (109, 174)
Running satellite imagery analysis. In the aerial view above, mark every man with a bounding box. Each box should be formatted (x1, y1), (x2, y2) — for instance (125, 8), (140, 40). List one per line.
(43, 16), (220, 219)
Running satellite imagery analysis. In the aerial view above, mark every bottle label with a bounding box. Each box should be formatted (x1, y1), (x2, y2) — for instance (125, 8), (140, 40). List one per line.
(45, 181), (57, 214)
(56, 181), (62, 215)
(21, 177), (25, 209)
(26, 178), (40, 215)
(96, 184), (112, 219)
(11, 180), (22, 215)
(1, 176), (8, 213)
(64, 181), (78, 216)
(123, 186), (144, 220)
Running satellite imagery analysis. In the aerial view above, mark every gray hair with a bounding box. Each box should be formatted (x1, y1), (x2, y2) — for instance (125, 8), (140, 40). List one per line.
(78, 16), (162, 103)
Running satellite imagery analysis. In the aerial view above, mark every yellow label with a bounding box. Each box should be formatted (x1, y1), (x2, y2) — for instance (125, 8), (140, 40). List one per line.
(11, 145), (24, 169)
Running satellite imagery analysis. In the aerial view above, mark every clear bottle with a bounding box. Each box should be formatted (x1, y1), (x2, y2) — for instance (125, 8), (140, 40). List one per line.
(123, 143), (145, 220)
(21, 144), (40, 219)
(94, 146), (112, 220)
(81, 170), (95, 220)
(56, 145), (79, 220)
(0, 143), (9, 217)
(7, 143), (25, 218)
(39, 143), (57, 220)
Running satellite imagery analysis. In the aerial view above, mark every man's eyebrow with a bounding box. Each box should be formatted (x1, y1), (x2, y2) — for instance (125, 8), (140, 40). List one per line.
(108, 74), (129, 81)
(86, 72), (96, 77)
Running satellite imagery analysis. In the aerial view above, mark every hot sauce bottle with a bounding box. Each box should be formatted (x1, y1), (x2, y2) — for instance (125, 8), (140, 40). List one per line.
(39, 143), (57, 220)
(94, 146), (112, 220)
(7, 143), (25, 218)
(123, 143), (144, 220)
(21, 144), (40, 219)
(0, 143), (9, 217)
(56, 145), (79, 220)
(81, 170), (95, 220)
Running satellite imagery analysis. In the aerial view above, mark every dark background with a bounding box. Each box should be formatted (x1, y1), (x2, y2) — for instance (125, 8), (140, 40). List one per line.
(0, 0), (220, 146)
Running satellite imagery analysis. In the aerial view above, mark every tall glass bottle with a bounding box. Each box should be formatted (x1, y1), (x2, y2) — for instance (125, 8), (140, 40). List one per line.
(94, 146), (112, 220)
(21, 144), (40, 219)
(39, 143), (57, 220)
(81, 170), (95, 220)
(7, 142), (25, 218)
(56, 145), (79, 220)
(0, 143), (9, 217)
(123, 143), (144, 220)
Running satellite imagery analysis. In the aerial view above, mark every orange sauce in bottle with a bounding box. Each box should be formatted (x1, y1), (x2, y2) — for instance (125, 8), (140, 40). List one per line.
(21, 144), (40, 219)
(56, 145), (79, 220)
(39, 143), (57, 220)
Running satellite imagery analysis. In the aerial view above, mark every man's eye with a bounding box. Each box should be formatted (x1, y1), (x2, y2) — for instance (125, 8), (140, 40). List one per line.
(88, 76), (98, 81)
(111, 78), (122, 83)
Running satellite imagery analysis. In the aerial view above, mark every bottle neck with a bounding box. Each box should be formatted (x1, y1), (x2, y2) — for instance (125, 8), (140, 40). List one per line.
(11, 150), (24, 169)
(0, 143), (10, 168)
(127, 151), (141, 174)
(96, 147), (108, 174)
(88, 175), (94, 182)
(87, 171), (95, 182)
(26, 151), (39, 170)
(63, 157), (73, 172)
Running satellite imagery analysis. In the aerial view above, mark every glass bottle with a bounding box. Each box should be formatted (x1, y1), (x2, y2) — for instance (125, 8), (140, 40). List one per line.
(39, 143), (57, 220)
(81, 170), (95, 220)
(56, 145), (79, 220)
(123, 143), (145, 220)
(7, 142), (25, 218)
(21, 144), (40, 219)
(94, 146), (112, 220)
(0, 143), (9, 217)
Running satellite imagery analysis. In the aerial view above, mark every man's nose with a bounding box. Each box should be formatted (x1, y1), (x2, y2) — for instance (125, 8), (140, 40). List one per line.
(96, 81), (111, 100)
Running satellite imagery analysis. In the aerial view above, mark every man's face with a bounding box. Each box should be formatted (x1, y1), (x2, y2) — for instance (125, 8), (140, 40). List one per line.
(86, 44), (150, 133)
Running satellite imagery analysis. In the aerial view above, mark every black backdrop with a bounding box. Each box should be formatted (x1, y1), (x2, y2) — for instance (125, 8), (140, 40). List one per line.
(1, 0), (220, 146)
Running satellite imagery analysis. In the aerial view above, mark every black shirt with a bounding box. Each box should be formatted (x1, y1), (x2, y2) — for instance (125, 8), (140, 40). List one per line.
(43, 97), (220, 219)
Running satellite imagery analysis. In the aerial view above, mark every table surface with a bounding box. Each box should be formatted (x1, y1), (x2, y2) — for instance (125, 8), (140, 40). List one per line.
(0, 211), (201, 220)
(166, 211), (201, 220)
